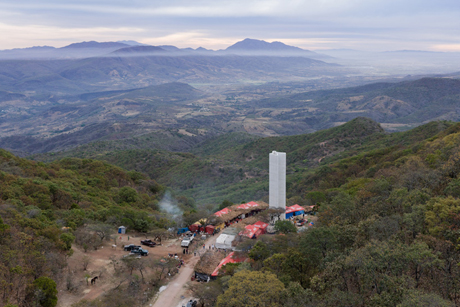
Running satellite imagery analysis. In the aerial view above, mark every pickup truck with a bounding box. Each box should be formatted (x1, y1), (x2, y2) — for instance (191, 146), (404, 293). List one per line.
(123, 244), (141, 251)
(141, 239), (157, 247)
(130, 248), (149, 256)
(181, 236), (193, 247)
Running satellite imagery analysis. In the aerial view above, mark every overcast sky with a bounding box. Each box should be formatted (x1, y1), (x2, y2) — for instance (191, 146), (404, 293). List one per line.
(0, 0), (459, 51)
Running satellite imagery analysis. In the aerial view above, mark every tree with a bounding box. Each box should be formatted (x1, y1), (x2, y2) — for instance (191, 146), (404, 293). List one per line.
(118, 187), (139, 203)
(248, 241), (270, 262)
(397, 290), (454, 307)
(149, 228), (169, 245)
(188, 280), (224, 307)
(60, 233), (75, 251)
(89, 223), (113, 242)
(31, 277), (58, 307)
(274, 220), (297, 234)
(82, 255), (90, 271)
(218, 200), (233, 211)
(300, 226), (338, 261)
(281, 282), (317, 307)
(305, 191), (326, 206)
(216, 270), (285, 307)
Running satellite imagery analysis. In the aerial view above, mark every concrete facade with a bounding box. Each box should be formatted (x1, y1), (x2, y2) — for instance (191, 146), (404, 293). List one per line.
(269, 151), (286, 211)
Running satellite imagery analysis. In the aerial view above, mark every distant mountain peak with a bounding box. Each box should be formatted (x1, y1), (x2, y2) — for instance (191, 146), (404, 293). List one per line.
(116, 40), (149, 46)
(222, 38), (332, 60)
(111, 45), (167, 54)
(61, 41), (130, 49)
(226, 38), (306, 52)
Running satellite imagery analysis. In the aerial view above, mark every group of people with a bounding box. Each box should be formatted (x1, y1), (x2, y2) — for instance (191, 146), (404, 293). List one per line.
(202, 244), (216, 250)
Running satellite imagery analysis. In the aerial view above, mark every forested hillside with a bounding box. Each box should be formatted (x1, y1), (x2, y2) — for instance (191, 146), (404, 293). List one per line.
(35, 118), (454, 205)
(189, 120), (460, 307)
(0, 150), (179, 306)
(5, 118), (460, 306)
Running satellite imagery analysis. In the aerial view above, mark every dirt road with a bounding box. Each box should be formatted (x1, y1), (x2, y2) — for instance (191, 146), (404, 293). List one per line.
(151, 235), (219, 307)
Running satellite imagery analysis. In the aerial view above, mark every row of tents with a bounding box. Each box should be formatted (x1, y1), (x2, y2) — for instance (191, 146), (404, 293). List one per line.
(177, 224), (216, 235)
(215, 203), (314, 220)
(179, 202), (314, 235)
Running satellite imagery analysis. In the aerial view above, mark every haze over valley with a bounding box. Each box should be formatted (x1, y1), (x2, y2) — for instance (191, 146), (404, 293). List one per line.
(1, 38), (460, 157)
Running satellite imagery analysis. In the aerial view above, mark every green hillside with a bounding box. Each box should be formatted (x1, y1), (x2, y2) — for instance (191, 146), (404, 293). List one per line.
(34, 118), (454, 205)
(0, 148), (183, 306)
(4, 118), (460, 306)
(192, 119), (460, 307)
(256, 77), (460, 125)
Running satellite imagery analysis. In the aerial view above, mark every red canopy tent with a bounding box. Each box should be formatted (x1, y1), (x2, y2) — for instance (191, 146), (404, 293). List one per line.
(205, 225), (215, 234)
(214, 208), (231, 217)
(239, 221), (269, 238)
(237, 201), (260, 209)
(211, 252), (244, 276)
(189, 224), (204, 232)
(239, 225), (257, 238)
(253, 221), (268, 232)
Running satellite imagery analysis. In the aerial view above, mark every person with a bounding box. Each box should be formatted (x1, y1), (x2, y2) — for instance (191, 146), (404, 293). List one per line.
(194, 251), (196, 256)
(203, 244), (205, 249)
(183, 248), (185, 254)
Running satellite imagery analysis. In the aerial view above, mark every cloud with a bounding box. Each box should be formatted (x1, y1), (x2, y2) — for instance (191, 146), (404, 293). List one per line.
(0, 0), (459, 51)
(0, 22), (144, 48)
(432, 44), (460, 52)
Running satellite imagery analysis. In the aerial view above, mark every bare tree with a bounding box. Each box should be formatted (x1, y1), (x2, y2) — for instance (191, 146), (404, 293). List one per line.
(82, 255), (90, 271)
(149, 257), (179, 281)
(149, 228), (170, 245)
(74, 228), (99, 251)
(89, 223), (113, 242)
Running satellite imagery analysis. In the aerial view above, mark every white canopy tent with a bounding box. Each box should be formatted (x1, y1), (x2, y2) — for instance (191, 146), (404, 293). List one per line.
(215, 234), (236, 250)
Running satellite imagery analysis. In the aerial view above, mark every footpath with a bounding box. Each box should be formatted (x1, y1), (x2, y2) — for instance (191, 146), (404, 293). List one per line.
(151, 234), (219, 307)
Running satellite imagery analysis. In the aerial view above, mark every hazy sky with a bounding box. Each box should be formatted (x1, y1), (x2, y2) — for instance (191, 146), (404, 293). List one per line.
(0, 0), (459, 51)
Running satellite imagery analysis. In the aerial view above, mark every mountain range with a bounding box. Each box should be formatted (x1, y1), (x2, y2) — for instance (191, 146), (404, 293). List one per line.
(0, 38), (330, 60)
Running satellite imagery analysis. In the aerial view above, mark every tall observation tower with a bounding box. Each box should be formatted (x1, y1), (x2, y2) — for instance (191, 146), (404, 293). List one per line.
(269, 151), (286, 212)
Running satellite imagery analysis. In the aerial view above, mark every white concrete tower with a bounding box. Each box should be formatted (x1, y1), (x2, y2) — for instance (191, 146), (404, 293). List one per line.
(269, 151), (286, 210)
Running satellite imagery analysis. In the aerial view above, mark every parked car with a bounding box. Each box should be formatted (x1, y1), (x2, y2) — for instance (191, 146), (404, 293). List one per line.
(130, 248), (149, 256)
(186, 300), (197, 307)
(296, 219), (307, 226)
(141, 239), (157, 247)
(124, 244), (141, 251)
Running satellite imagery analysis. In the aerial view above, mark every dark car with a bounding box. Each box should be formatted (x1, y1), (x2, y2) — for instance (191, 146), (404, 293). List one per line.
(130, 248), (149, 256)
(141, 239), (157, 247)
(296, 219), (307, 226)
(123, 244), (141, 251)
